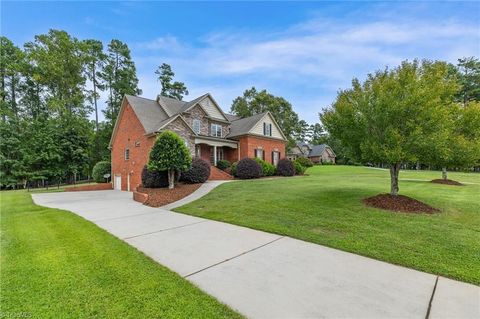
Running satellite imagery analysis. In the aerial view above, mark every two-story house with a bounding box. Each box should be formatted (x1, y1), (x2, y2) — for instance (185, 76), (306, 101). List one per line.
(109, 93), (287, 191)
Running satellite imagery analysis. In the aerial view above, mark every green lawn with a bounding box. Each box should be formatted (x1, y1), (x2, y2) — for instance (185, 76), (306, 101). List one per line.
(175, 166), (480, 285)
(0, 190), (242, 318)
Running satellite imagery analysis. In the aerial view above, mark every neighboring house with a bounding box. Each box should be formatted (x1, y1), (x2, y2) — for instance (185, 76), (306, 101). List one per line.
(110, 93), (287, 191)
(287, 142), (336, 164)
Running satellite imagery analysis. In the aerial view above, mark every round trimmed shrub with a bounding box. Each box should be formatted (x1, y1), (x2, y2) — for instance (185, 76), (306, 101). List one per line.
(230, 162), (238, 176)
(92, 161), (111, 183)
(293, 161), (306, 175)
(295, 157), (313, 168)
(254, 158), (276, 176)
(277, 158), (295, 176)
(216, 159), (231, 171)
(236, 158), (262, 179)
(181, 158), (211, 183)
(141, 165), (169, 188)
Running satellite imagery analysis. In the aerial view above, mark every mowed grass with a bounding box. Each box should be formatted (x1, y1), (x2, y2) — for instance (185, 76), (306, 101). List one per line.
(176, 166), (480, 285)
(0, 191), (242, 318)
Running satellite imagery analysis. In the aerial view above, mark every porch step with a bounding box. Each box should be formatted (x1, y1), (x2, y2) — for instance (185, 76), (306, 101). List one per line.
(209, 166), (234, 180)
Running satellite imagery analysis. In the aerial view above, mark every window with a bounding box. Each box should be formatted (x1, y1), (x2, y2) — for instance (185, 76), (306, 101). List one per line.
(211, 124), (222, 138)
(193, 119), (201, 134)
(263, 122), (272, 136)
(124, 148), (130, 160)
(272, 151), (280, 166)
(255, 149), (264, 160)
(195, 145), (201, 158)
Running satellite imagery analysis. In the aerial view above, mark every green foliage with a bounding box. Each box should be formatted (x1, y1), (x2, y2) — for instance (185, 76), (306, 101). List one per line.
(322, 59), (459, 194)
(92, 161), (111, 183)
(148, 131), (192, 188)
(454, 57), (480, 104)
(254, 158), (276, 176)
(230, 87), (300, 144)
(216, 159), (231, 171)
(155, 63), (189, 100)
(294, 157), (313, 168)
(231, 162), (238, 176)
(293, 161), (306, 175)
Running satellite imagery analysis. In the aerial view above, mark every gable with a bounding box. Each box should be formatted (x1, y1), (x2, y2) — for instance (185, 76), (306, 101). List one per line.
(250, 113), (285, 140)
(199, 96), (228, 121)
(109, 99), (146, 148)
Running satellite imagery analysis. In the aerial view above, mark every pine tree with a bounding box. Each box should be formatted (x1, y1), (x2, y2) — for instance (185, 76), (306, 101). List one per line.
(155, 63), (188, 100)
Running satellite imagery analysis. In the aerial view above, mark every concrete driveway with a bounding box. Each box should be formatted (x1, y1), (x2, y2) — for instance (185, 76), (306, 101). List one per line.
(32, 190), (479, 319)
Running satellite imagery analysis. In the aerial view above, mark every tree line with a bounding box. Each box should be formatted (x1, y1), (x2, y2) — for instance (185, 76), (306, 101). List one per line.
(0, 30), (141, 188)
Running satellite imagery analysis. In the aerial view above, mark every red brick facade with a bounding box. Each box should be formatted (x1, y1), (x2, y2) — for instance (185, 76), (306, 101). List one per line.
(237, 135), (286, 164)
(111, 101), (155, 191)
(111, 101), (286, 191)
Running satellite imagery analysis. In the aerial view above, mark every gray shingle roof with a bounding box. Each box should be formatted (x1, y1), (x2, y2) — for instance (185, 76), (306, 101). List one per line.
(227, 112), (267, 138)
(308, 144), (327, 157)
(225, 113), (241, 121)
(125, 95), (169, 134)
(157, 95), (188, 117)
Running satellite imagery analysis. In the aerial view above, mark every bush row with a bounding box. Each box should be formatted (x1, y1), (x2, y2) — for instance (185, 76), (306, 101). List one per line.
(228, 157), (311, 179)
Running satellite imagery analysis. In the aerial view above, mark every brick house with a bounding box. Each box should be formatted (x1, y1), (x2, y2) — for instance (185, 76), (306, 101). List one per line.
(109, 93), (287, 191)
(287, 142), (336, 164)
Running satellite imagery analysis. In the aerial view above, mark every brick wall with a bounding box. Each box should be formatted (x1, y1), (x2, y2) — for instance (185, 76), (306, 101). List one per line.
(111, 101), (155, 191)
(238, 135), (286, 164)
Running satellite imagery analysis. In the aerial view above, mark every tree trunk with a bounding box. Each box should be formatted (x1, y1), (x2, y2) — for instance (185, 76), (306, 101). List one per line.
(442, 167), (448, 180)
(168, 169), (175, 189)
(389, 163), (401, 196)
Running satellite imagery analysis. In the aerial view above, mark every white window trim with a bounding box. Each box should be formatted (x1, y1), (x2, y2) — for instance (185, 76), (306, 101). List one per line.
(193, 119), (201, 134)
(211, 123), (222, 138)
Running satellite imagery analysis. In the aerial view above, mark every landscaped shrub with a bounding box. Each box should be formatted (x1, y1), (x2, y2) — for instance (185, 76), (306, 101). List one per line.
(277, 158), (295, 176)
(295, 157), (313, 168)
(293, 161), (306, 175)
(181, 158), (211, 184)
(235, 158), (262, 179)
(254, 158), (276, 176)
(231, 162), (238, 176)
(322, 161), (336, 165)
(216, 159), (231, 171)
(141, 165), (169, 188)
(92, 161), (111, 183)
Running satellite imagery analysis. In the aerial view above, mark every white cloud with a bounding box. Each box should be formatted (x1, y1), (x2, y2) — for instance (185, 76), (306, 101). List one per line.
(132, 14), (480, 124)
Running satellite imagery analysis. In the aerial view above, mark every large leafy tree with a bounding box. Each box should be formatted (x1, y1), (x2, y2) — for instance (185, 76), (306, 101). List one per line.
(155, 63), (188, 100)
(230, 87), (301, 146)
(456, 57), (480, 104)
(147, 131), (191, 189)
(322, 60), (459, 196)
(0, 37), (24, 121)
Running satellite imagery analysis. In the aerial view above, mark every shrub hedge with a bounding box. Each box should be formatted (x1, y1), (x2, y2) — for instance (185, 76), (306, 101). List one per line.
(92, 161), (111, 183)
(181, 158), (211, 184)
(293, 161), (306, 175)
(216, 159), (231, 171)
(295, 157), (313, 168)
(277, 158), (295, 176)
(231, 162), (238, 176)
(254, 158), (276, 176)
(141, 165), (169, 188)
(236, 158), (262, 179)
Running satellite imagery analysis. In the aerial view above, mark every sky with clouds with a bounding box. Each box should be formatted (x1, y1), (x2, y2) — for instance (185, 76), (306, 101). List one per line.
(2, 1), (479, 124)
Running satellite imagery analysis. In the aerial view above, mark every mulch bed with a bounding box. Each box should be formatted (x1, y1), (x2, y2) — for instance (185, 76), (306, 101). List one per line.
(137, 183), (202, 207)
(363, 194), (440, 214)
(431, 179), (464, 186)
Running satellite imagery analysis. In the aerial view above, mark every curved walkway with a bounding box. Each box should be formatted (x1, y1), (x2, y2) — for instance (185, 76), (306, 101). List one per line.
(32, 189), (479, 319)
(161, 180), (231, 210)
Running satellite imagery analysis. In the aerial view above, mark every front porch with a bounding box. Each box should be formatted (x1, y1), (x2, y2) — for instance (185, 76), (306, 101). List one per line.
(194, 136), (239, 166)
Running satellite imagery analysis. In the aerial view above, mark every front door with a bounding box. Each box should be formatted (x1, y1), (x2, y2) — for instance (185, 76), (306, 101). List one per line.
(115, 175), (122, 190)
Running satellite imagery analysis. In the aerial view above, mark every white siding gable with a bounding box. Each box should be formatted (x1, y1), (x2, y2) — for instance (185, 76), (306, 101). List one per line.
(199, 97), (226, 121)
(250, 113), (284, 139)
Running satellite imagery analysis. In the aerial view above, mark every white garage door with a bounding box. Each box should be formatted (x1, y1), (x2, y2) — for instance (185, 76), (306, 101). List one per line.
(114, 175), (121, 191)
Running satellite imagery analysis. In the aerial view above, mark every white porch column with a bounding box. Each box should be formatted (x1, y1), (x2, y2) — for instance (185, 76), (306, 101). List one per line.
(213, 145), (217, 166)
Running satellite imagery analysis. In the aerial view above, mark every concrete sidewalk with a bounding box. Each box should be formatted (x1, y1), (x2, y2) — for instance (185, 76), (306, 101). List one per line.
(32, 190), (479, 319)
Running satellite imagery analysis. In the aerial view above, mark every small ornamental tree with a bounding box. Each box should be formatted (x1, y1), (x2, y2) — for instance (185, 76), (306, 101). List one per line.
(147, 130), (192, 189)
(92, 161), (111, 183)
(322, 60), (459, 196)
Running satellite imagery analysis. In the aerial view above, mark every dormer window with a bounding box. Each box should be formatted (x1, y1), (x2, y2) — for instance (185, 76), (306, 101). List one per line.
(193, 119), (201, 134)
(211, 123), (222, 138)
(263, 122), (272, 136)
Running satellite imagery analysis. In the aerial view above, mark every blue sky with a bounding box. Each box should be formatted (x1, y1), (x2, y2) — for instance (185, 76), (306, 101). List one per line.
(2, 1), (479, 123)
